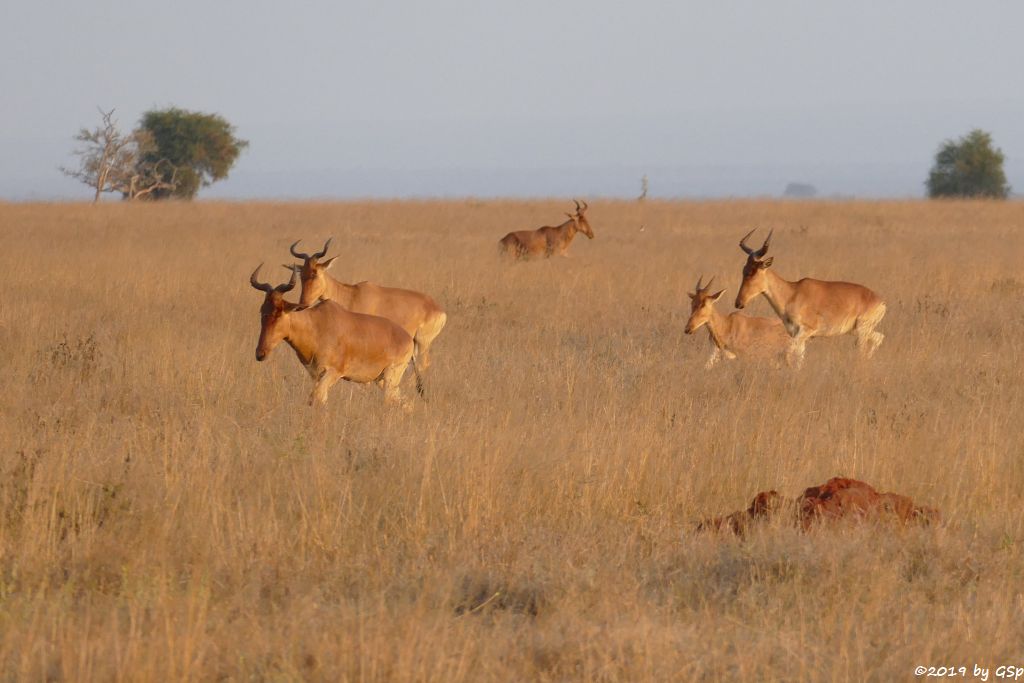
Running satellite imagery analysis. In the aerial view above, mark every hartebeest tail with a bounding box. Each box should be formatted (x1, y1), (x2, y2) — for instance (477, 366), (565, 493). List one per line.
(499, 199), (594, 260)
(685, 275), (790, 368)
(250, 265), (419, 407)
(286, 238), (447, 371)
(735, 229), (886, 368)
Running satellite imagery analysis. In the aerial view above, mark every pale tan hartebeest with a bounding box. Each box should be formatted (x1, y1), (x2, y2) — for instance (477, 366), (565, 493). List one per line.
(498, 199), (594, 259)
(685, 275), (790, 368)
(250, 265), (420, 406)
(734, 229), (886, 368)
(286, 239), (447, 370)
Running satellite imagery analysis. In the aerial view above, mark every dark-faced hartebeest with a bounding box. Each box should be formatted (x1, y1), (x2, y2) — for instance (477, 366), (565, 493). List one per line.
(685, 275), (790, 368)
(498, 199), (594, 259)
(285, 239), (447, 370)
(250, 265), (421, 407)
(734, 229), (886, 368)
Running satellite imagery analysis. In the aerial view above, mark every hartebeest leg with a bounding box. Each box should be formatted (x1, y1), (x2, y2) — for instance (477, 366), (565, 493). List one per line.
(704, 347), (722, 369)
(310, 369), (342, 406)
(787, 336), (809, 370)
(379, 362), (410, 407)
(413, 311), (447, 371)
(855, 303), (887, 358)
(856, 328), (885, 357)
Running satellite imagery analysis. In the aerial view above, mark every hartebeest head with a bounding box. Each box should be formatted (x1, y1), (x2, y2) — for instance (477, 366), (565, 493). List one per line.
(286, 238), (337, 307)
(685, 275), (727, 334)
(735, 228), (774, 309)
(572, 199), (594, 239)
(250, 264), (298, 361)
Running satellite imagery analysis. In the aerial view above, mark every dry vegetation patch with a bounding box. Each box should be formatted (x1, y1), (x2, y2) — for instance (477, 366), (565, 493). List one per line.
(0, 200), (1022, 680)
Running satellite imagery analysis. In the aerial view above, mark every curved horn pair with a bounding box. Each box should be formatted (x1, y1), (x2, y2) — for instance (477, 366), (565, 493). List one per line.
(572, 199), (588, 213)
(289, 237), (332, 261)
(250, 264), (296, 293)
(739, 228), (772, 258)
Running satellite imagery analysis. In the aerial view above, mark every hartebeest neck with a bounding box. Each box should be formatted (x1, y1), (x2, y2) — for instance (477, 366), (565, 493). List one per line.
(759, 269), (798, 319)
(324, 277), (360, 309)
(704, 306), (732, 350)
(280, 312), (318, 366)
(556, 218), (578, 245)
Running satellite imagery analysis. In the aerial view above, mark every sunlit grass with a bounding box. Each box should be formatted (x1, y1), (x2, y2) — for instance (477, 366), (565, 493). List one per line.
(0, 199), (1021, 680)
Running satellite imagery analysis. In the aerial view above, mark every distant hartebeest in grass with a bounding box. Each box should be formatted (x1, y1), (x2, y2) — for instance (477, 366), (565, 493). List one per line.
(685, 275), (790, 368)
(499, 199), (594, 259)
(286, 239), (447, 371)
(250, 265), (421, 407)
(734, 229), (886, 368)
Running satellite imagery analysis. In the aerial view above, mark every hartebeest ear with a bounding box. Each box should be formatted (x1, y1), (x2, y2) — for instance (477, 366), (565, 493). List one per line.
(281, 263), (300, 273)
(761, 257), (774, 269)
(319, 256), (338, 270)
(710, 289), (727, 302)
(687, 291), (697, 300)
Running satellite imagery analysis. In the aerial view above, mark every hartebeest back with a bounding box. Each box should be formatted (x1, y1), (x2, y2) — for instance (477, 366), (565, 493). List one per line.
(286, 239), (447, 370)
(734, 229), (886, 367)
(250, 265), (420, 406)
(499, 199), (594, 259)
(685, 275), (790, 368)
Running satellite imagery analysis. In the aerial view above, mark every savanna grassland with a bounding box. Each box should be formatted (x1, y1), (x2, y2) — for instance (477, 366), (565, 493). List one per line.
(1, 199), (1023, 681)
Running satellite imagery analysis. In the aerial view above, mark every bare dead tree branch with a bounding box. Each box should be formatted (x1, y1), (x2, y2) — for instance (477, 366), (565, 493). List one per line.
(60, 108), (179, 202)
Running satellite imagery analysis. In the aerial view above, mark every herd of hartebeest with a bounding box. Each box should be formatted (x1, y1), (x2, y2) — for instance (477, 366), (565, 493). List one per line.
(249, 200), (886, 407)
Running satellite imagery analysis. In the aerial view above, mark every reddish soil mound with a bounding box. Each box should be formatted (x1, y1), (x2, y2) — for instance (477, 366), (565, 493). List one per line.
(697, 477), (940, 536)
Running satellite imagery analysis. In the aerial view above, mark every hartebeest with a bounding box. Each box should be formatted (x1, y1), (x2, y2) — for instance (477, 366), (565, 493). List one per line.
(286, 239), (447, 370)
(734, 229), (886, 368)
(685, 275), (790, 368)
(498, 199), (594, 259)
(250, 265), (420, 406)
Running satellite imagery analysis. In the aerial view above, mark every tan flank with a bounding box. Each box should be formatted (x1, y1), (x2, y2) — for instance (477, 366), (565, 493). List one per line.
(734, 229), (886, 368)
(498, 199), (594, 259)
(250, 265), (419, 406)
(685, 275), (790, 368)
(287, 239), (447, 370)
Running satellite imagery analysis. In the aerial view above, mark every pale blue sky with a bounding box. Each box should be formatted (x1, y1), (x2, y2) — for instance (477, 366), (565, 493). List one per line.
(3, 1), (1023, 199)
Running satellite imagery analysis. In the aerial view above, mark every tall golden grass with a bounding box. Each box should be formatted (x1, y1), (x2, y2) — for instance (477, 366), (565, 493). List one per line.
(0, 199), (1021, 681)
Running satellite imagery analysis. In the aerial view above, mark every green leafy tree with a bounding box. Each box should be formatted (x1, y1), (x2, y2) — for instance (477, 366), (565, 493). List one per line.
(138, 107), (247, 199)
(926, 129), (1010, 199)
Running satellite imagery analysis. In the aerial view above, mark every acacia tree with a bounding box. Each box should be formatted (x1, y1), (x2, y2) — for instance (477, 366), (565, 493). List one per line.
(926, 129), (1010, 199)
(138, 108), (247, 199)
(61, 108), (178, 202)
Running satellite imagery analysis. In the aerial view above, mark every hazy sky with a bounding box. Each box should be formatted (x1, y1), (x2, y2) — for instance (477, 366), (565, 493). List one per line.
(3, 1), (1023, 199)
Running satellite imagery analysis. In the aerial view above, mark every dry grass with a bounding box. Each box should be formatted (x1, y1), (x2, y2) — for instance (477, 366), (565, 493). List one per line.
(0, 199), (1022, 681)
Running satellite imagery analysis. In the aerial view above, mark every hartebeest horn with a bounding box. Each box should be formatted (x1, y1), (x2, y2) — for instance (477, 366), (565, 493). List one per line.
(251, 264), (296, 293)
(580, 200), (588, 211)
(573, 199), (581, 212)
(313, 238), (332, 259)
(695, 274), (704, 293)
(250, 264), (274, 292)
(739, 229), (773, 258)
(278, 267), (297, 292)
(290, 238), (333, 261)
